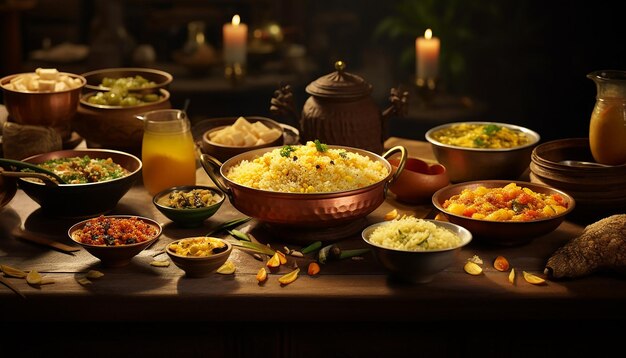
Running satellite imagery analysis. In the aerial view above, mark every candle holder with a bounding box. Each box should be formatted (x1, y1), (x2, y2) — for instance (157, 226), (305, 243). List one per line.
(413, 76), (438, 106)
(224, 62), (245, 83)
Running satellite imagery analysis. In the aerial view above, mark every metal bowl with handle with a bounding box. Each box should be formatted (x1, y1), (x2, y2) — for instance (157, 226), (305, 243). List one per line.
(201, 145), (406, 228)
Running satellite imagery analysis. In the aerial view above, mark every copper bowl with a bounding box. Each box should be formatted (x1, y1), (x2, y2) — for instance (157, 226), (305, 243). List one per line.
(201, 145), (407, 229)
(73, 88), (171, 151)
(18, 149), (142, 218)
(0, 72), (86, 139)
(432, 180), (575, 246)
(81, 67), (172, 94)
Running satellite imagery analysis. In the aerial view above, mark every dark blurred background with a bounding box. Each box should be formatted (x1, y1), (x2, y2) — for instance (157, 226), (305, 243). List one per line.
(2, 0), (625, 142)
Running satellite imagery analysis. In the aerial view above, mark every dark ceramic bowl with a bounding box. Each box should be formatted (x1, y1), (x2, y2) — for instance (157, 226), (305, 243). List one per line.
(425, 122), (540, 183)
(68, 215), (162, 267)
(153, 185), (225, 228)
(362, 219), (472, 283)
(18, 149), (142, 218)
(166, 237), (233, 277)
(432, 180), (575, 246)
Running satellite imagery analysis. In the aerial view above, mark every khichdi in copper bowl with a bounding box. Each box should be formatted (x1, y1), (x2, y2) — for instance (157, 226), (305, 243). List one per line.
(201, 144), (407, 229)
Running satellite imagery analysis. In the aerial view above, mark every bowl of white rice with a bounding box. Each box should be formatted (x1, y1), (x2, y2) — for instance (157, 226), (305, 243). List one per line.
(362, 216), (472, 283)
(201, 141), (407, 231)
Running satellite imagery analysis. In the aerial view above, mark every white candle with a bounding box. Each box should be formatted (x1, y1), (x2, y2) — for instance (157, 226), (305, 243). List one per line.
(416, 29), (440, 79)
(223, 14), (248, 64)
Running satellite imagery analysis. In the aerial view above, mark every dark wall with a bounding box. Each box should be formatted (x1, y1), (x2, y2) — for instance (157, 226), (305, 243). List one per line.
(7, 0), (626, 142)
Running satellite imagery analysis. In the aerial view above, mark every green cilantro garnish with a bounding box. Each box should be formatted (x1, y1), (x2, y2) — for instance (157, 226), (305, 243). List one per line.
(314, 139), (328, 152)
(483, 124), (501, 136)
(280, 145), (296, 157)
(339, 151), (348, 159)
(473, 138), (486, 147)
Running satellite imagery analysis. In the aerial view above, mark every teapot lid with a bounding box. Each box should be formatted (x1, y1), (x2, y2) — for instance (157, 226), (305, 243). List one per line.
(305, 61), (372, 99)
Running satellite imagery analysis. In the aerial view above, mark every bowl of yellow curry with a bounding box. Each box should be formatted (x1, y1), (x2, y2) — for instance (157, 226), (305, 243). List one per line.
(425, 122), (540, 183)
(166, 237), (232, 277)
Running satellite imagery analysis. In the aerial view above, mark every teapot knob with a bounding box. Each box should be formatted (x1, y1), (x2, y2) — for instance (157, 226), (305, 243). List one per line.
(334, 60), (346, 73)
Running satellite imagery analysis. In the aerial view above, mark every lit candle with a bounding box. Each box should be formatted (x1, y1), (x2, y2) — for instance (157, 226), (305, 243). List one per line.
(415, 28), (440, 80)
(223, 14), (248, 65)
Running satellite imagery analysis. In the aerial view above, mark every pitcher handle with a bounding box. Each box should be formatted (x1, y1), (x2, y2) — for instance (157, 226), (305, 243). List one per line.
(200, 154), (233, 201)
(382, 145), (407, 196)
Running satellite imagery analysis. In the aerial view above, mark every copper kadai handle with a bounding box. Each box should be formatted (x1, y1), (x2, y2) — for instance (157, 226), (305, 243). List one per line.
(382, 145), (407, 193)
(200, 154), (232, 201)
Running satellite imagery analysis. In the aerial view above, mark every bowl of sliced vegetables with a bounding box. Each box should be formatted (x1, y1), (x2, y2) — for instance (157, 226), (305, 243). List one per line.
(17, 148), (142, 218)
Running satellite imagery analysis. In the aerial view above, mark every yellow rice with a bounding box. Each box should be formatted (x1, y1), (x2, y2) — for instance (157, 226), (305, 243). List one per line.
(369, 216), (461, 251)
(225, 141), (388, 193)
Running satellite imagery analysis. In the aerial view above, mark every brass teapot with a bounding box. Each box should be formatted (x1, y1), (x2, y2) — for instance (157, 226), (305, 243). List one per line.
(271, 61), (408, 154)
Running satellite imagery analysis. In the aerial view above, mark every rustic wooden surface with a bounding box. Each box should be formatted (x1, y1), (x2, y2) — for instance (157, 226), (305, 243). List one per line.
(1, 138), (623, 355)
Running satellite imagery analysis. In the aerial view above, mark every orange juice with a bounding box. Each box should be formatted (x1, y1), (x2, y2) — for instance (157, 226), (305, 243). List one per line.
(589, 100), (626, 165)
(140, 110), (196, 195)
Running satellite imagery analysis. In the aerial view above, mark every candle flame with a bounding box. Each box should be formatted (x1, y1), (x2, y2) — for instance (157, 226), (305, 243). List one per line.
(425, 29), (432, 40)
(232, 15), (241, 26)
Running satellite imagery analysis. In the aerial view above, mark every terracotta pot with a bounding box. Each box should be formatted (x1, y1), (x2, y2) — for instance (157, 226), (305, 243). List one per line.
(270, 61), (408, 154)
(388, 157), (449, 204)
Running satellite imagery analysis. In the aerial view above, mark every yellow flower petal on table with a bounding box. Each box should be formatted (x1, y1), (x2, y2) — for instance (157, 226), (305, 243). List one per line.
(523, 271), (546, 285)
(464, 261), (483, 276)
(217, 260), (236, 275)
(26, 269), (43, 285)
(278, 268), (300, 285)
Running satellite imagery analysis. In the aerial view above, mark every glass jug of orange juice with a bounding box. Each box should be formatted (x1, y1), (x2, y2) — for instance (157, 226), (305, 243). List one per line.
(138, 109), (196, 195)
(587, 70), (626, 165)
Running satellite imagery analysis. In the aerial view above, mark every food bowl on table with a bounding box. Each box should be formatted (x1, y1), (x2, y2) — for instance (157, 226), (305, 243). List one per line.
(73, 88), (171, 153)
(529, 138), (626, 220)
(81, 67), (173, 94)
(201, 142), (407, 241)
(198, 116), (286, 162)
(362, 217), (472, 284)
(17, 149), (142, 218)
(425, 122), (540, 183)
(166, 237), (233, 278)
(68, 215), (162, 267)
(0, 70), (86, 140)
(388, 157), (449, 204)
(153, 185), (225, 228)
(432, 180), (575, 246)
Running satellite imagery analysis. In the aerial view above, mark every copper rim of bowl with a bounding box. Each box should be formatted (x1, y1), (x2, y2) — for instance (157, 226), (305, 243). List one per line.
(431, 180), (576, 224)
(68, 215), (162, 248)
(0, 72), (86, 94)
(81, 67), (173, 92)
(153, 185), (225, 210)
(425, 121), (541, 152)
(79, 88), (170, 109)
(20, 148), (142, 187)
(362, 219), (473, 253)
(166, 238), (232, 259)
(217, 144), (394, 197)
(203, 118), (284, 149)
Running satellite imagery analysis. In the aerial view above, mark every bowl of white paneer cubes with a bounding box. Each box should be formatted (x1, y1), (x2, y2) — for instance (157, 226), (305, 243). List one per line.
(200, 116), (285, 162)
(0, 68), (85, 140)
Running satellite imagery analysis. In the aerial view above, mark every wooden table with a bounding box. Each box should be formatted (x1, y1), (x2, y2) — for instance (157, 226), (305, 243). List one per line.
(1, 138), (623, 356)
